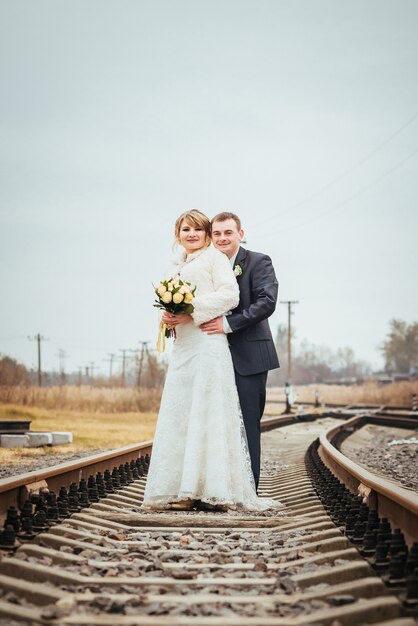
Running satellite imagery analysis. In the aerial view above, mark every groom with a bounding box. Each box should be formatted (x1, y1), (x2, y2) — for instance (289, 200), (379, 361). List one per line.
(200, 212), (280, 489)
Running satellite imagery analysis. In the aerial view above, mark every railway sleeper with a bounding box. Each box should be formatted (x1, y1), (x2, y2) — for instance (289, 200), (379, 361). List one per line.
(67, 514), (335, 536)
(0, 599), (410, 626)
(0, 417), (416, 624)
(70, 576), (386, 604)
(53, 516), (336, 539)
(14, 543), (360, 571)
(34, 528), (350, 557)
(0, 548), (381, 590)
(0, 596), (402, 626)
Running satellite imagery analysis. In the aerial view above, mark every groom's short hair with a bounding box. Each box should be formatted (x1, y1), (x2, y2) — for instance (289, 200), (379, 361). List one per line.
(211, 212), (241, 231)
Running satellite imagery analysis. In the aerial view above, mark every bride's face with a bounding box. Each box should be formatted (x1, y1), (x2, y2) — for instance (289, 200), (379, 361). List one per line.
(179, 219), (207, 254)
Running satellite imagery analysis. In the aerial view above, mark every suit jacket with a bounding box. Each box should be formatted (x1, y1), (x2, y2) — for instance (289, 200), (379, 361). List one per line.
(226, 246), (280, 376)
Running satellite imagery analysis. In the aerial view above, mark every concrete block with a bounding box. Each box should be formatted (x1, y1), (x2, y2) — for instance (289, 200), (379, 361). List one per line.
(1, 434), (29, 448)
(27, 432), (53, 447)
(50, 432), (73, 445)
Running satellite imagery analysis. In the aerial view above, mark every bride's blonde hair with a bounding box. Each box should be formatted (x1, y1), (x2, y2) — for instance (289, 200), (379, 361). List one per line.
(174, 209), (211, 248)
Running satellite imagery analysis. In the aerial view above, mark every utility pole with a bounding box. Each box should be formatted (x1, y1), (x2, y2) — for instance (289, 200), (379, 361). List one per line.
(147, 346), (163, 388)
(122, 348), (139, 387)
(103, 353), (115, 380)
(123, 348), (138, 384)
(57, 348), (68, 385)
(89, 362), (96, 384)
(119, 349), (130, 386)
(137, 341), (150, 388)
(280, 301), (299, 412)
(28, 334), (48, 387)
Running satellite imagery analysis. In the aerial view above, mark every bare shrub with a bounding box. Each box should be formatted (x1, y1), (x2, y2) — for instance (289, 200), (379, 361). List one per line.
(0, 357), (29, 386)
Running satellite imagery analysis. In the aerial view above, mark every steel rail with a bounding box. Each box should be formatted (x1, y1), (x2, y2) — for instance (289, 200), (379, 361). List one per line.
(0, 413), (301, 519)
(0, 416), (295, 522)
(1, 408), (415, 520)
(0, 418), (416, 624)
(318, 414), (418, 545)
(0, 415), (417, 623)
(266, 400), (416, 411)
(0, 440), (152, 519)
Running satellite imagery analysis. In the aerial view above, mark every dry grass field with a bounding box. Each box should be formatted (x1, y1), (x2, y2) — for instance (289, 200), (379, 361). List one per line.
(267, 380), (418, 407)
(0, 401), (158, 469)
(1, 379), (417, 469)
(0, 385), (162, 413)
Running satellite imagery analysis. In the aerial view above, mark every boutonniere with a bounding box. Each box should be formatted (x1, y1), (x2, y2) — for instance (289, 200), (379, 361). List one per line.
(234, 264), (243, 277)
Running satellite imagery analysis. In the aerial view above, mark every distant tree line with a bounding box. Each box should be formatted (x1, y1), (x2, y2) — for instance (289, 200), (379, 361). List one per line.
(269, 318), (418, 386)
(381, 319), (418, 374)
(0, 356), (30, 386)
(1, 318), (417, 387)
(0, 351), (167, 388)
(268, 326), (371, 386)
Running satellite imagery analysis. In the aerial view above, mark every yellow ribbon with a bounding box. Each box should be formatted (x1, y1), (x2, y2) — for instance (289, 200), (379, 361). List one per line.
(156, 321), (167, 354)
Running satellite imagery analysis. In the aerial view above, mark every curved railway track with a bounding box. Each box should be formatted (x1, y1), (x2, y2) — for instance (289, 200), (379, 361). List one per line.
(0, 405), (417, 625)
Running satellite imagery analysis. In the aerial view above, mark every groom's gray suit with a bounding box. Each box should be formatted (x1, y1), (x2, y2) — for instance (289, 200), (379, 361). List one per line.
(226, 246), (280, 488)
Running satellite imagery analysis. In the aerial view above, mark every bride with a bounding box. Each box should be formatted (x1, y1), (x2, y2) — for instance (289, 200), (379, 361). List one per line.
(142, 209), (281, 512)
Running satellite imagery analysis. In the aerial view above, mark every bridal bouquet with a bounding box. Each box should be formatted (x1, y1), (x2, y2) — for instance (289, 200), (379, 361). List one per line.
(154, 278), (196, 352)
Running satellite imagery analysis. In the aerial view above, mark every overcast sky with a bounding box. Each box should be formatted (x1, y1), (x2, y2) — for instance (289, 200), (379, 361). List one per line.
(1, 0), (417, 377)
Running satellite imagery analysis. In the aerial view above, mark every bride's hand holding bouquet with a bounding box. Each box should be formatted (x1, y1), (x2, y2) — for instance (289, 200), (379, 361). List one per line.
(154, 278), (196, 352)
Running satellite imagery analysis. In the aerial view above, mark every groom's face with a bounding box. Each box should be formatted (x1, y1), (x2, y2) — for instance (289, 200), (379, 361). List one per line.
(211, 218), (244, 259)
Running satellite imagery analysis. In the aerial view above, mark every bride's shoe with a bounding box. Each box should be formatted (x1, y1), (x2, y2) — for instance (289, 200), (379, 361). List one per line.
(198, 501), (229, 513)
(169, 499), (196, 511)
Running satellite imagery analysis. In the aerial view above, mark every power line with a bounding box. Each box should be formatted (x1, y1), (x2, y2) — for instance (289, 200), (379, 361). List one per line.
(48, 340), (105, 352)
(252, 110), (418, 229)
(276, 145), (418, 235)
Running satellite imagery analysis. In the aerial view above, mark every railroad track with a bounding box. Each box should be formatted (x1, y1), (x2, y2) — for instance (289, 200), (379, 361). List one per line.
(0, 410), (417, 625)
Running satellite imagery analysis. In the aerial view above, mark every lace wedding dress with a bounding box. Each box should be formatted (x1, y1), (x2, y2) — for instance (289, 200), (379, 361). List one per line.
(142, 245), (281, 512)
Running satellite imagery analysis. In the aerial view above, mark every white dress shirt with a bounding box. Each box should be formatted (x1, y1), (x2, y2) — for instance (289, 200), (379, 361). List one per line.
(222, 250), (239, 333)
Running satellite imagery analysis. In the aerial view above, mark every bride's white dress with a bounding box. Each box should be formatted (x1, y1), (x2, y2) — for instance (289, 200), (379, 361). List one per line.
(142, 245), (280, 511)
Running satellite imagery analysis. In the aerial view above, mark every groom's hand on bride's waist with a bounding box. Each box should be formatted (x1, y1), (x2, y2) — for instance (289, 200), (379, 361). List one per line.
(200, 316), (225, 334)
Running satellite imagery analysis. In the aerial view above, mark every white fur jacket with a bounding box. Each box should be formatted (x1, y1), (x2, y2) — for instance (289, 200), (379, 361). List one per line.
(167, 244), (239, 327)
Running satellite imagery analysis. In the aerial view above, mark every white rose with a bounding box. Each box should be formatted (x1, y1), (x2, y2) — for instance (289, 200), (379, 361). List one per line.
(162, 291), (172, 303)
(184, 292), (193, 304)
(157, 285), (167, 296)
(173, 292), (184, 304)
